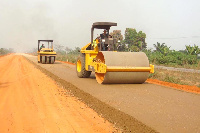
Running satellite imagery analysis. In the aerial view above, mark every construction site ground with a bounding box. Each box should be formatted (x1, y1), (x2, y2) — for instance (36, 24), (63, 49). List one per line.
(1, 54), (200, 132)
(0, 54), (117, 133)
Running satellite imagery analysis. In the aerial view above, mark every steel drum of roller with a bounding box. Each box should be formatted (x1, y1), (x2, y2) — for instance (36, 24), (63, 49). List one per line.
(95, 51), (150, 84)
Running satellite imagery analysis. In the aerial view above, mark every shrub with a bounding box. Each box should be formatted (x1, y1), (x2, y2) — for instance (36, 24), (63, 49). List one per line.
(143, 48), (199, 66)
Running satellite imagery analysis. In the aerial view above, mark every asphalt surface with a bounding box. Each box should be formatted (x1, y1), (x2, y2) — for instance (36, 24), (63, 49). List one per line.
(24, 54), (200, 133)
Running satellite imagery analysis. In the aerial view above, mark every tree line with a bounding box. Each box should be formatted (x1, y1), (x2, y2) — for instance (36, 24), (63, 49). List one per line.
(54, 44), (81, 63)
(145, 43), (200, 66)
(0, 48), (14, 55)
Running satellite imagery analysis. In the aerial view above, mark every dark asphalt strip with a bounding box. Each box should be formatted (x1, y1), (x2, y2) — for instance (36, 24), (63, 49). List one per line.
(24, 56), (157, 133)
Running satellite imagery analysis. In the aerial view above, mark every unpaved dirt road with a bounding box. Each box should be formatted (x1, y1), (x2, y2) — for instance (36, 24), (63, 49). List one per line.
(155, 65), (200, 73)
(24, 54), (200, 133)
(0, 54), (116, 132)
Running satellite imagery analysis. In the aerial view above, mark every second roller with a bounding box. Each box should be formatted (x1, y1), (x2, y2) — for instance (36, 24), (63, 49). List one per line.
(76, 22), (154, 84)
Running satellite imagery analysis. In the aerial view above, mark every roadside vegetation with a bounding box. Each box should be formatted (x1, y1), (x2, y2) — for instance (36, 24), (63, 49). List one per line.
(0, 48), (14, 55)
(54, 45), (80, 63)
(149, 68), (200, 87)
(143, 43), (200, 70)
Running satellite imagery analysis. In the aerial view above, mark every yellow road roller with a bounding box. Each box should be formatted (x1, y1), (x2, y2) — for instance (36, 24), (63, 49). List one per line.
(76, 22), (154, 84)
(37, 40), (56, 64)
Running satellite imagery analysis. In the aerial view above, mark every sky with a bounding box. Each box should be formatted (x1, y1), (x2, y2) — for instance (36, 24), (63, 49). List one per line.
(0, 0), (200, 52)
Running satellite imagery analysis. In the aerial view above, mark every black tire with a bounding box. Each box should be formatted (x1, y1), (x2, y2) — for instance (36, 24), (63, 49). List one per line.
(76, 54), (91, 78)
(42, 56), (46, 64)
(40, 56), (42, 63)
(50, 57), (55, 64)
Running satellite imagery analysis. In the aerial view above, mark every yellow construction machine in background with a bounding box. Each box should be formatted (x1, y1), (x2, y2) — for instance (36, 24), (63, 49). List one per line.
(76, 22), (154, 84)
(37, 40), (56, 64)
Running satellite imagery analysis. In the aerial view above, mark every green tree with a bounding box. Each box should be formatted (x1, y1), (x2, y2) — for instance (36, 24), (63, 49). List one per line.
(153, 42), (171, 56)
(65, 46), (72, 53)
(0, 48), (12, 55)
(110, 30), (125, 51)
(54, 44), (65, 54)
(110, 30), (123, 42)
(124, 28), (147, 51)
(185, 44), (200, 55)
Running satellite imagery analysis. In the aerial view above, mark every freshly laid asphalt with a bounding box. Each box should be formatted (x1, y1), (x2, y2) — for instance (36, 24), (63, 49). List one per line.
(24, 54), (200, 133)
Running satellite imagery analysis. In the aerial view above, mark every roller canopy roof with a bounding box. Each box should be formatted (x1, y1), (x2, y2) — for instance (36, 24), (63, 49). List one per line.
(92, 22), (117, 29)
(90, 22), (117, 48)
(38, 40), (53, 42)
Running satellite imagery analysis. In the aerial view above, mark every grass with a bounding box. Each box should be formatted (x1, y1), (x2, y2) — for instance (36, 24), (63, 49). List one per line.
(149, 68), (200, 88)
(150, 60), (200, 70)
(56, 53), (79, 63)
(197, 84), (200, 88)
(163, 75), (183, 85)
(160, 61), (200, 70)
